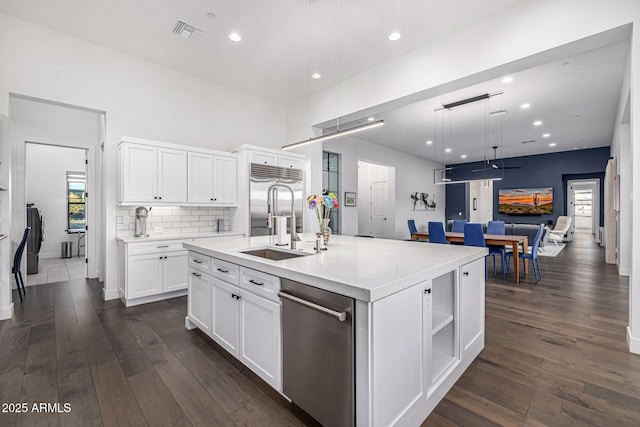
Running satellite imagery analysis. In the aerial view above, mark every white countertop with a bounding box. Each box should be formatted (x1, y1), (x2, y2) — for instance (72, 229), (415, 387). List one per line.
(184, 233), (487, 302)
(117, 231), (244, 243)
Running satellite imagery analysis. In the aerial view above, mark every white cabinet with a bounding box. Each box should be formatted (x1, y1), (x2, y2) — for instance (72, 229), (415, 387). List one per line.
(278, 155), (305, 170)
(187, 152), (238, 205)
(118, 239), (189, 306)
(119, 142), (187, 204)
(239, 289), (281, 390)
(126, 253), (163, 299)
(186, 253), (282, 390)
(460, 258), (485, 359)
(249, 150), (278, 166)
(188, 271), (212, 335)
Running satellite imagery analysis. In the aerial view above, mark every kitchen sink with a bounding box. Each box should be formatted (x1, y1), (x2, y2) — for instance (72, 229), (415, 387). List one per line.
(240, 248), (310, 261)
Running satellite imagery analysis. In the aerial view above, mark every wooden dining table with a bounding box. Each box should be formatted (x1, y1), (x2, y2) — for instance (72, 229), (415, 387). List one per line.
(411, 231), (529, 284)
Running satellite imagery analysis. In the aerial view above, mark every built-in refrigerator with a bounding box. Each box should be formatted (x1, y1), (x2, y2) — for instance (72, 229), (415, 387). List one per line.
(249, 163), (304, 236)
(26, 206), (44, 274)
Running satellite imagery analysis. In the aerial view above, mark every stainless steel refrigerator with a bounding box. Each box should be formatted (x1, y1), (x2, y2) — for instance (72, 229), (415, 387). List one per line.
(250, 163), (304, 236)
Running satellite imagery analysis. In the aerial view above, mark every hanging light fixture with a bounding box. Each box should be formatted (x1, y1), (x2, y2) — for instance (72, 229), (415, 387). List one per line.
(281, 0), (383, 151)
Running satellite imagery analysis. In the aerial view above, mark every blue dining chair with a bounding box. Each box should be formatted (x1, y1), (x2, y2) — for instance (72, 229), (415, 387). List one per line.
(463, 223), (488, 279)
(506, 224), (544, 284)
(408, 220), (417, 238)
(13, 228), (30, 302)
(486, 220), (506, 278)
(427, 221), (447, 244)
(451, 219), (467, 233)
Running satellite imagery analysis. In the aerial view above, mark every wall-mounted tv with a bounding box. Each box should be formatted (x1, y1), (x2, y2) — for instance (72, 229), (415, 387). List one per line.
(498, 187), (553, 215)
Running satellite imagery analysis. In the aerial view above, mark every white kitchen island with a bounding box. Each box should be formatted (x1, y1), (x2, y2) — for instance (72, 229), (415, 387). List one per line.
(183, 233), (487, 426)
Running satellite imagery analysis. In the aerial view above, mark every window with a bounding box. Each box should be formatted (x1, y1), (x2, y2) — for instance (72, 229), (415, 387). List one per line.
(322, 151), (340, 234)
(67, 171), (86, 232)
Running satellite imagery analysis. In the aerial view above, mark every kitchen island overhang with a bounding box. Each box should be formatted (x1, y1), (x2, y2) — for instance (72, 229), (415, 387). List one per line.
(184, 234), (487, 426)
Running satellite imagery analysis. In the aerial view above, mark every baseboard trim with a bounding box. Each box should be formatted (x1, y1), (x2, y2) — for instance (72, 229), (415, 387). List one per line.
(0, 303), (14, 320)
(103, 287), (120, 301)
(627, 327), (640, 354)
(619, 267), (630, 277)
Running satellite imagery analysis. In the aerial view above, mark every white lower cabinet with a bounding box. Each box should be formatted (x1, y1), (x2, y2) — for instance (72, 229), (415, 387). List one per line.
(187, 254), (282, 391)
(460, 258), (485, 359)
(118, 240), (188, 306)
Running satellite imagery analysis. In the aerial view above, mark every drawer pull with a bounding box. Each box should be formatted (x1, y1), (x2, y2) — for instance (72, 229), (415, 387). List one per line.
(463, 271), (469, 276)
(157, 245), (169, 248)
(249, 279), (264, 286)
(192, 272), (202, 277)
(217, 268), (229, 273)
(193, 259), (203, 264)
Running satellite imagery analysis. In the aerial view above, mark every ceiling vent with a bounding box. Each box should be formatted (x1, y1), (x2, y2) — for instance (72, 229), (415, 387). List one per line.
(172, 20), (204, 40)
(521, 139), (536, 144)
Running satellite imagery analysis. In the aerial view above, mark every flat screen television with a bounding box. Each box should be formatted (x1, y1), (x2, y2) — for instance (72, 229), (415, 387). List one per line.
(498, 187), (553, 215)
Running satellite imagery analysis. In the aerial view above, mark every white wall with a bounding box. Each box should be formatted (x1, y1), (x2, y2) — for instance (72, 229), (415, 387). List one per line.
(469, 180), (493, 224)
(324, 136), (445, 240)
(357, 161), (395, 238)
(26, 144), (85, 258)
(0, 11), (286, 306)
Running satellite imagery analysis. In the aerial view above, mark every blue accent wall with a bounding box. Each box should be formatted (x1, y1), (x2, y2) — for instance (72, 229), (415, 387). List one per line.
(445, 147), (610, 226)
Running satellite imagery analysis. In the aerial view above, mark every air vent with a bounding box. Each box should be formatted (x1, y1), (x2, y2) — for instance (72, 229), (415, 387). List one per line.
(250, 163), (304, 182)
(172, 20), (204, 40)
(521, 139), (536, 144)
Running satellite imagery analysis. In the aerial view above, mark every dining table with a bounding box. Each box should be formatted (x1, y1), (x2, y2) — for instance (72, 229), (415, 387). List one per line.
(411, 231), (529, 284)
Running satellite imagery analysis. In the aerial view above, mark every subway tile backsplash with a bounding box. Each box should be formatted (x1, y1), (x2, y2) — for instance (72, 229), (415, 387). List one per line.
(116, 206), (230, 238)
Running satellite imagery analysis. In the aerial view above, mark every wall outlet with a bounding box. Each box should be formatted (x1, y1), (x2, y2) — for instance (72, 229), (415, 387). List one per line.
(154, 227), (163, 233)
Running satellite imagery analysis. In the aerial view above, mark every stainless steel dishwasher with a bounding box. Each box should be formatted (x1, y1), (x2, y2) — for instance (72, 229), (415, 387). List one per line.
(279, 279), (354, 427)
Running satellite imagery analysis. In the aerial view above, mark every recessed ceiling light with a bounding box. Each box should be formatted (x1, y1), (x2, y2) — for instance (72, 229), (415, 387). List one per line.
(228, 32), (242, 42)
(311, 73), (321, 79)
(502, 76), (513, 84)
(573, 147), (578, 150)
(206, 12), (216, 19)
(461, 154), (467, 159)
(490, 109), (508, 116)
(445, 148), (452, 153)
(367, 117), (375, 122)
(425, 140), (433, 145)
(562, 61), (570, 66)
(520, 103), (531, 109)
(388, 32), (402, 41)
(542, 133), (551, 138)
(549, 143), (557, 147)
(583, 145), (587, 148)
(533, 120), (543, 126)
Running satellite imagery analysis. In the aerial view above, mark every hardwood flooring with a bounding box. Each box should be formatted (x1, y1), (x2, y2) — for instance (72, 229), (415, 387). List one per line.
(1, 230), (637, 426)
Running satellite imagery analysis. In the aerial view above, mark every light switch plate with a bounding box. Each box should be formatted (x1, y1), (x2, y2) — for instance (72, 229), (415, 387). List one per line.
(154, 227), (163, 233)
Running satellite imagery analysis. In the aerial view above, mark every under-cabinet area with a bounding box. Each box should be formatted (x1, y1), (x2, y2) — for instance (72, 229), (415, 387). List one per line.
(183, 234), (486, 426)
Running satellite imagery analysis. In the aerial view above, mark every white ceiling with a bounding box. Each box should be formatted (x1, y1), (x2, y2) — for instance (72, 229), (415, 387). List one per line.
(0, 0), (524, 105)
(345, 39), (629, 164)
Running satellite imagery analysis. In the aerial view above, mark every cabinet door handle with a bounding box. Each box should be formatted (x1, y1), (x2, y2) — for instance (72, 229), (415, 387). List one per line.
(159, 196), (162, 200)
(210, 198), (214, 201)
(463, 271), (469, 276)
(249, 279), (264, 286)
(159, 256), (163, 260)
(157, 245), (169, 248)
(154, 196), (158, 199)
(424, 288), (431, 294)
(217, 268), (229, 273)
(192, 272), (201, 277)
(164, 256), (168, 259)
(193, 259), (203, 264)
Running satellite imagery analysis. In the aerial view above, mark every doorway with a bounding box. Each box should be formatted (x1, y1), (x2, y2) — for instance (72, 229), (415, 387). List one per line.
(10, 94), (103, 294)
(357, 161), (395, 238)
(567, 179), (600, 243)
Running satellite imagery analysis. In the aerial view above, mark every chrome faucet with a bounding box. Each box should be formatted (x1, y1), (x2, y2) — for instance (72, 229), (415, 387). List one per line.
(267, 184), (301, 250)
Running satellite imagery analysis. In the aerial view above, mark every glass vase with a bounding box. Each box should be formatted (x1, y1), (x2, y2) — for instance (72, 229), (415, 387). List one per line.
(321, 218), (332, 245)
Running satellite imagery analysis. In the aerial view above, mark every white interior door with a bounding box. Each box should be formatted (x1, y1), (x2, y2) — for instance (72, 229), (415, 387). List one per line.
(370, 181), (388, 238)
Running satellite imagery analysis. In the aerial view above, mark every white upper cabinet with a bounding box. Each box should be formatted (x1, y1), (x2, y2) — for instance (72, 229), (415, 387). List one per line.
(157, 148), (187, 203)
(278, 155), (305, 170)
(187, 152), (238, 206)
(120, 143), (158, 203)
(213, 156), (238, 205)
(188, 152), (215, 203)
(249, 150), (278, 166)
(119, 138), (238, 206)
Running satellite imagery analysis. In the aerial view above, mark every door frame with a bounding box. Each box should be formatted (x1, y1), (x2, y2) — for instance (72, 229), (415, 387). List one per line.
(567, 178), (600, 243)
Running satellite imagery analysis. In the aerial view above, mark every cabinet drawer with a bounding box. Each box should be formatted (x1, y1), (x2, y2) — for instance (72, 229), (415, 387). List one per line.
(128, 241), (184, 255)
(211, 258), (239, 284)
(250, 151), (278, 166)
(189, 253), (211, 273)
(239, 267), (280, 302)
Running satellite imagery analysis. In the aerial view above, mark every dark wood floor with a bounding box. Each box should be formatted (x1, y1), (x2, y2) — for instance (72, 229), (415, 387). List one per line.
(1, 229), (638, 426)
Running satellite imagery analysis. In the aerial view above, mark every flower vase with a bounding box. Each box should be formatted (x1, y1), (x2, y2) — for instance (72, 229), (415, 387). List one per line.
(321, 218), (332, 245)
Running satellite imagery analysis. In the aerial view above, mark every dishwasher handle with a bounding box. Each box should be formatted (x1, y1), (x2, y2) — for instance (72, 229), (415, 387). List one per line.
(278, 291), (347, 322)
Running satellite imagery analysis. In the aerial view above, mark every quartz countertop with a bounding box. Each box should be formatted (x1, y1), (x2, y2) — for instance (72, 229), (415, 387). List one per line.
(184, 233), (487, 302)
(117, 231), (244, 244)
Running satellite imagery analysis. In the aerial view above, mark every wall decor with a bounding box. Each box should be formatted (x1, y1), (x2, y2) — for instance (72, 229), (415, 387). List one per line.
(345, 192), (357, 207)
(410, 192), (436, 211)
(498, 187), (553, 215)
